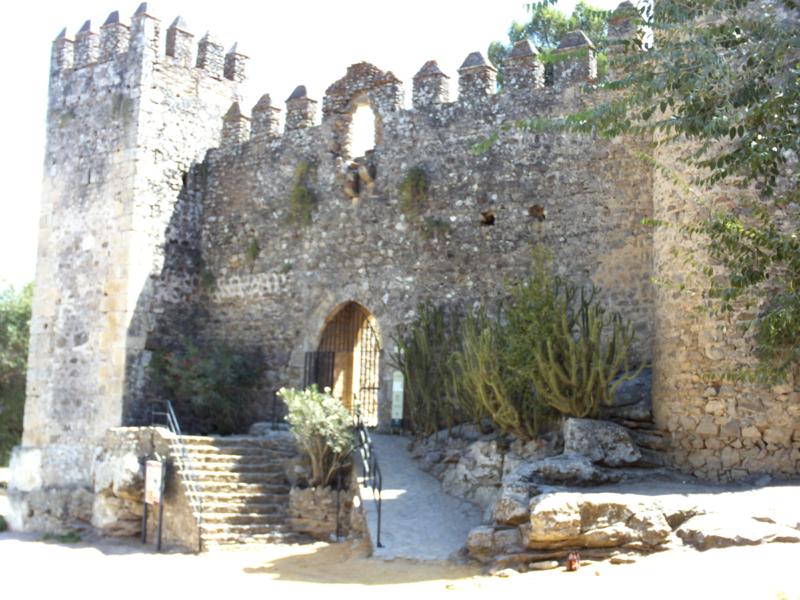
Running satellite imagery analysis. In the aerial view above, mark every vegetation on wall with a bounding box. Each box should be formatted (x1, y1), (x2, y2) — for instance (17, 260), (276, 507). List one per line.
(0, 284), (32, 465)
(509, 0), (799, 380)
(398, 166), (430, 223)
(279, 385), (354, 488)
(287, 161), (318, 227)
(151, 338), (263, 435)
(245, 238), (261, 272)
(394, 249), (642, 439)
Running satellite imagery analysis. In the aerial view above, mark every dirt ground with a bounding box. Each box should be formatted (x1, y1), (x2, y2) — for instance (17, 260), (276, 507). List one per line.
(0, 529), (797, 599)
(1, 476), (799, 599)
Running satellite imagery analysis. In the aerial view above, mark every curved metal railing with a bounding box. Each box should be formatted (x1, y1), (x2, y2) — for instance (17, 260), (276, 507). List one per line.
(151, 400), (204, 552)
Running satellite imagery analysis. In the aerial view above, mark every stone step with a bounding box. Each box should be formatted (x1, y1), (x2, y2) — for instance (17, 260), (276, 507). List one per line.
(199, 501), (286, 515)
(180, 445), (296, 459)
(201, 531), (305, 547)
(195, 491), (290, 505)
(199, 522), (290, 535)
(179, 434), (295, 449)
(630, 429), (670, 451)
(186, 470), (288, 484)
(177, 460), (286, 472)
(193, 481), (291, 494)
(200, 512), (287, 525)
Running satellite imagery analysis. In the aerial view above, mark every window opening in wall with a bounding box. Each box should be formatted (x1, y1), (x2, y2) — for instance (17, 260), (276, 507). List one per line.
(480, 210), (496, 226)
(350, 104), (376, 159)
(344, 104), (379, 199)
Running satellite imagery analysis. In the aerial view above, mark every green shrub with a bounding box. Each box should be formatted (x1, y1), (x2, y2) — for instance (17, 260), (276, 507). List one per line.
(42, 530), (81, 544)
(279, 385), (353, 488)
(529, 286), (642, 418)
(287, 161), (317, 227)
(392, 303), (467, 437)
(394, 247), (642, 440)
(0, 283), (32, 466)
(151, 338), (263, 435)
(456, 308), (558, 440)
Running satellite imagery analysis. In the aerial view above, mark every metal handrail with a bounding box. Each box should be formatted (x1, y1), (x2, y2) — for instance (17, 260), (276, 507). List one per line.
(354, 414), (383, 548)
(151, 400), (204, 552)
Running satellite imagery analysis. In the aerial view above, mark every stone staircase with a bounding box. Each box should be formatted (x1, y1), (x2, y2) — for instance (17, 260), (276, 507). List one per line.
(175, 433), (304, 549)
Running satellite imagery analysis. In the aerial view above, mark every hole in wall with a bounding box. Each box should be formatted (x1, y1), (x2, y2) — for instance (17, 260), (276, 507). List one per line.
(480, 210), (495, 226)
(529, 205), (546, 221)
(181, 172), (188, 188)
(350, 104), (377, 159)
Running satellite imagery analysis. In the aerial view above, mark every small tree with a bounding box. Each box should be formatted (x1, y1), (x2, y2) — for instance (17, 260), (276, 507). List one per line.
(151, 338), (263, 435)
(279, 385), (354, 488)
(0, 283), (32, 465)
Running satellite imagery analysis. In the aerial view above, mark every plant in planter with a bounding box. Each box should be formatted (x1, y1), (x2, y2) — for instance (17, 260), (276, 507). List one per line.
(278, 385), (354, 488)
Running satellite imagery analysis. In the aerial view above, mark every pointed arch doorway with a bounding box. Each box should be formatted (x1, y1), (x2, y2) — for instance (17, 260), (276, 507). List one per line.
(303, 302), (381, 426)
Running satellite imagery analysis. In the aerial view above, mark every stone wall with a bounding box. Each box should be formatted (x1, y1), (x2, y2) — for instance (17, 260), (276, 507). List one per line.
(199, 54), (654, 428)
(11, 7), (243, 530)
(11, 4), (799, 538)
(651, 141), (800, 481)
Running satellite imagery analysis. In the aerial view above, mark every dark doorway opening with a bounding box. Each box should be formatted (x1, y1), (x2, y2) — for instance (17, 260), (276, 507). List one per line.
(303, 302), (381, 426)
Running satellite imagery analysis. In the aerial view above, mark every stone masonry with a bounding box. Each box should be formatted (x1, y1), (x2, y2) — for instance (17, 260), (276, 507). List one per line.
(8, 3), (799, 532)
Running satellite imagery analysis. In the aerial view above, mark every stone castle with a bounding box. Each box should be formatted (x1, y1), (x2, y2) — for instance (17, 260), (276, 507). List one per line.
(8, 3), (799, 532)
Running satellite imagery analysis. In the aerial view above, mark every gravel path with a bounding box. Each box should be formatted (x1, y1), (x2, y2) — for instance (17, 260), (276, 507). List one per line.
(358, 433), (482, 561)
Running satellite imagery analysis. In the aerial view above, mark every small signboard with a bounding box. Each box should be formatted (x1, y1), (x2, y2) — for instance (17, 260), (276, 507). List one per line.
(144, 460), (164, 506)
(142, 456), (166, 552)
(391, 370), (404, 427)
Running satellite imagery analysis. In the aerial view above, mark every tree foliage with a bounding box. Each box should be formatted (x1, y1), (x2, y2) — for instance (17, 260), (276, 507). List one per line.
(516, 0), (799, 379)
(0, 283), (32, 465)
(152, 338), (263, 435)
(488, 1), (611, 86)
(279, 385), (354, 488)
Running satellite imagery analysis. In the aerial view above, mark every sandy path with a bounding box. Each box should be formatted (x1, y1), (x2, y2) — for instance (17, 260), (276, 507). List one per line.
(0, 531), (798, 600)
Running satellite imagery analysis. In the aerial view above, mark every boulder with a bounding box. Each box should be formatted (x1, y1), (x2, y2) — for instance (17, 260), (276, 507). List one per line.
(676, 514), (800, 550)
(466, 525), (524, 562)
(511, 454), (623, 487)
(493, 489), (532, 526)
(602, 368), (652, 422)
(442, 440), (504, 510)
(563, 418), (641, 467)
(525, 492), (672, 550)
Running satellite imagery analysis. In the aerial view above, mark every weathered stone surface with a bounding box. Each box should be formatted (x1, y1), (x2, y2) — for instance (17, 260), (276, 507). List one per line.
(602, 368), (653, 422)
(526, 492), (672, 550)
(563, 418), (641, 467)
(676, 514), (800, 550)
(90, 428), (151, 536)
(529, 560), (560, 570)
(493, 489), (533, 526)
(288, 486), (355, 540)
(442, 440), (504, 510)
(515, 454), (623, 486)
(466, 525), (524, 562)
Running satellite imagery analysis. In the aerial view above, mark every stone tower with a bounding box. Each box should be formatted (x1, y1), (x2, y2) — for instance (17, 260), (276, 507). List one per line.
(8, 5), (245, 530)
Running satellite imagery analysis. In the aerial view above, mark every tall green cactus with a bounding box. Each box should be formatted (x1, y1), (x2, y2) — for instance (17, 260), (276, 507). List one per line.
(529, 286), (643, 418)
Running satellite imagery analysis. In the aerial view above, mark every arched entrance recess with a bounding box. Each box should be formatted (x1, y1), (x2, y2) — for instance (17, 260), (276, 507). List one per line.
(303, 302), (381, 426)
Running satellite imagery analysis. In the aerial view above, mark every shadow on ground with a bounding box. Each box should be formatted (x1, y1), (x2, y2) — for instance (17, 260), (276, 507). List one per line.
(242, 538), (480, 585)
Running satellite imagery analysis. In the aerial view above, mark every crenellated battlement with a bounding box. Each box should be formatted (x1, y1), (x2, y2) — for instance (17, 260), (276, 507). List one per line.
(213, 23), (615, 156)
(50, 4), (247, 87)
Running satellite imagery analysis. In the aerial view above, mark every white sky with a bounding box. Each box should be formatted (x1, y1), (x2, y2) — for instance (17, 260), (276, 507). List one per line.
(0, 0), (619, 289)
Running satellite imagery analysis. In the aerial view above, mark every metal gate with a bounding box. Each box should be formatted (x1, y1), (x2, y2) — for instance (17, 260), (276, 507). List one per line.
(303, 302), (381, 426)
